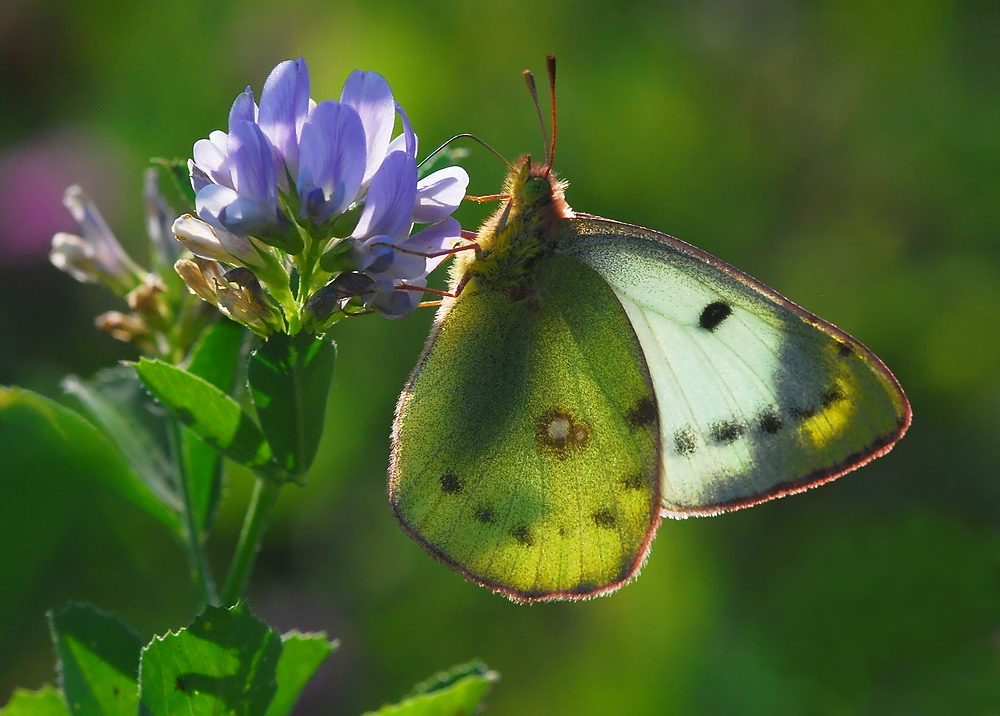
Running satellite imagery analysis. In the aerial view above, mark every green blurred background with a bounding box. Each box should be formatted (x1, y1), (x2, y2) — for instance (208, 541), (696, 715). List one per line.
(1, 0), (998, 712)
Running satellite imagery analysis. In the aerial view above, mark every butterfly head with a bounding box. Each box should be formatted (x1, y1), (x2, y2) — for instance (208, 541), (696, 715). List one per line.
(503, 155), (574, 224)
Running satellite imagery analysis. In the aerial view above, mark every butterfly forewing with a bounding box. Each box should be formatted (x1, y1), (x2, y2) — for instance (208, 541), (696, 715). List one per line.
(559, 216), (910, 515)
(391, 254), (661, 601)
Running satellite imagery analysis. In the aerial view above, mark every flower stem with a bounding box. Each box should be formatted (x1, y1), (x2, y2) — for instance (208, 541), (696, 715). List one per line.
(169, 419), (217, 606)
(220, 478), (282, 606)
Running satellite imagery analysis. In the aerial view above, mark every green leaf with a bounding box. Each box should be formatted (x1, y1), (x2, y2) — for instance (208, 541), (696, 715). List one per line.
(49, 604), (142, 716)
(186, 319), (251, 392)
(134, 359), (273, 472)
(0, 686), (69, 716)
(364, 661), (498, 716)
(247, 334), (336, 479)
(0, 387), (181, 534)
(264, 632), (338, 716)
(181, 320), (251, 532)
(63, 367), (182, 517)
(138, 603), (282, 716)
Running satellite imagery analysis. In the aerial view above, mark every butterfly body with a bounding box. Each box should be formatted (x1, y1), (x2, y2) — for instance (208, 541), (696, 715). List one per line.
(390, 156), (910, 602)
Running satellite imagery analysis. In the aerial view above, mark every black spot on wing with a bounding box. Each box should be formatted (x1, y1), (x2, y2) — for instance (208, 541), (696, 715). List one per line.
(621, 473), (646, 490)
(592, 508), (617, 528)
(439, 472), (463, 494)
(790, 405), (817, 421)
(625, 397), (657, 428)
(674, 426), (698, 456)
(835, 340), (854, 358)
(511, 524), (534, 546)
(821, 385), (846, 407)
(757, 410), (783, 434)
(699, 301), (732, 331)
(474, 506), (494, 523)
(710, 419), (746, 444)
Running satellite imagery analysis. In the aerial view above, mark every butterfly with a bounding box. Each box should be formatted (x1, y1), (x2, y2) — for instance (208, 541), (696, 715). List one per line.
(389, 57), (910, 602)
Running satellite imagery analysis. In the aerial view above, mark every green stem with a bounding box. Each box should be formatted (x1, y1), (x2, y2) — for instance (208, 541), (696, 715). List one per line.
(170, 419), (217, 606)
(220, 478), (282, 606)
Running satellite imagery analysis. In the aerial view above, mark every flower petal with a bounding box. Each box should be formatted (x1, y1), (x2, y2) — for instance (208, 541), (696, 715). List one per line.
(228, 120), (277, 210)
(173, 213), (259, 268)
(373, 278), (424, 319)
(192, 135), (232, 188)
(351, 150), (416, 240)
(50, 232), (97, 284)
(62, 185), (139, 283)
(413, 166), (469, 224)
(404, 217), (463, 273)
(297, 100), (366, 221)
(353, 234), (396, 273)
(341, 70), (395, 185)
(229, 86), (257, 127)
(394, 102), (417, 157)
(258, 58), (311, 177)
(144, 168), (182, 266)
(196, 183), (239, 229)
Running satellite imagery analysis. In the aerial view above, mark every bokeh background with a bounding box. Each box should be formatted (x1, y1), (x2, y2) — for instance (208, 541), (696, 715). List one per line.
(1, 0), (998, 713)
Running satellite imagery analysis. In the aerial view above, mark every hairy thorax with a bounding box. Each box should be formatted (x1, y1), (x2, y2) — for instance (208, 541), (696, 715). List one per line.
(450, 157), (575, 300)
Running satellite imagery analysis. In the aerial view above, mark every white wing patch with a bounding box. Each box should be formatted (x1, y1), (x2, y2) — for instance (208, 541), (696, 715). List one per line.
(559, 216), (910, 515)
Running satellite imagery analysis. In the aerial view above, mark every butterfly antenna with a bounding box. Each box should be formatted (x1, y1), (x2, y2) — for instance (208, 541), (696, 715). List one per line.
(523, 68), (551, 170)
(419, 133), (513, 171)
(545, 54), (558, 176)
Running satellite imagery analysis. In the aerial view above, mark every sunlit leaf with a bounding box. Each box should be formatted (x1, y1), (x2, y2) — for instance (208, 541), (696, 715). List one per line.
(49, 604), (141, 716)
(364, 661), (498, 716)
(138, 603), (282, 716)
(134, 359), (273, 473)
(0, 686), (69, 716)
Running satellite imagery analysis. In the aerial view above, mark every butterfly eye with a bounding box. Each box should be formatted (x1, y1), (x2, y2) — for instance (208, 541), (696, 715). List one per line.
(522, 176), (550, 202)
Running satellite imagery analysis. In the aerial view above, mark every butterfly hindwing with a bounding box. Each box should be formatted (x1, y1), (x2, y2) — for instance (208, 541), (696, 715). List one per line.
(558, 215), (911, 515)
(391, 253), (661, 601)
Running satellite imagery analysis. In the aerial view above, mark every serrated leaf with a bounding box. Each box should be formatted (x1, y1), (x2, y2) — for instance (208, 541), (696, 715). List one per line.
(138, 603), (282, 716)
(181, 320), (251, 532)
(248, 334), (336, 479)
(135, 359), (273, 472)
(364, 661), (498, 716)
(49, 604), (142, 716)
(0, 686), (69, 716)
(63, 366), (182, 516)
(0, 387), (181, 534)
(264, 632), (338, 716)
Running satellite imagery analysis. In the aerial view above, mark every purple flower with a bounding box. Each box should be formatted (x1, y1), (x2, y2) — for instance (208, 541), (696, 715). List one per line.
(183, 56), (470, 326)
(341, 71), (397, 187)
(296, 100), (366, 223)
(257, 58), (310, 182)
(351, 150), (467, 318)
(191, 92), (285, 241)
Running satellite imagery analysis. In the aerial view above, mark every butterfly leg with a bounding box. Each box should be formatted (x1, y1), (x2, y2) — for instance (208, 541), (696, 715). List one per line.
(465, 193), (511, 202)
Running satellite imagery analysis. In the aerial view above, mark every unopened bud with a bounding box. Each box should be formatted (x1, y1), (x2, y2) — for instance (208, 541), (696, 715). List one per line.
(95, 311), (148, 343)
(126, 273), (167, 315)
